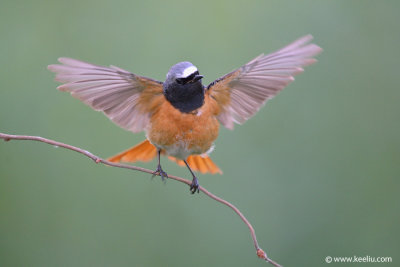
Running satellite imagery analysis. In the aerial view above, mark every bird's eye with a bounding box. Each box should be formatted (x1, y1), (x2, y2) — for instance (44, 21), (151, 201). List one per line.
(176, 77), (190, 85)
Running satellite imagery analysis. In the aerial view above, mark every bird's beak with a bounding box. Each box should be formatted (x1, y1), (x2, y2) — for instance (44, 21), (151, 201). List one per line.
(193, 74), (204, 82)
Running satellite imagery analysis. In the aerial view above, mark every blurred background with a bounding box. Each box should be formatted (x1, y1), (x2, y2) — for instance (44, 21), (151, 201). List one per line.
(1, 0), (399, 266)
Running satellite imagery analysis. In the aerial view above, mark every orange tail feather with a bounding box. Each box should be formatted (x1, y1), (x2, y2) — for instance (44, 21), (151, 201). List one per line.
(168, 155), (223, 175)
(108, 140), (222, 174)
(108, 139), (157, 163)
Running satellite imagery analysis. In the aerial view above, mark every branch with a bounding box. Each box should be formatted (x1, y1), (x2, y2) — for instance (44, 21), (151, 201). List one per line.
(0, 132), (281, 267)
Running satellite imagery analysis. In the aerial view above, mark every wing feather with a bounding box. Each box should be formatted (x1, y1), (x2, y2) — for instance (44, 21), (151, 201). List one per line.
(207, 35), (322, 129)
(48, 58), (164, 132)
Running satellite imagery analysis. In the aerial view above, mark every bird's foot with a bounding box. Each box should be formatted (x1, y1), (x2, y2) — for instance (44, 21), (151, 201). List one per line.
(190, 176), (200, 194)
(152, 165), (168, 181)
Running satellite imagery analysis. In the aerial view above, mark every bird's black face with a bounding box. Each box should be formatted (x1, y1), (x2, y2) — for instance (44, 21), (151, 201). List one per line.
(175, 70), (204, 86)
(163, 62), (205, 113)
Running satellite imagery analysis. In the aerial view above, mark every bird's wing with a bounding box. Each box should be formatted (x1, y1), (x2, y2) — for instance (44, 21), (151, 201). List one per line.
(48, 58), (165, 133)
(206, 35), (322, 129)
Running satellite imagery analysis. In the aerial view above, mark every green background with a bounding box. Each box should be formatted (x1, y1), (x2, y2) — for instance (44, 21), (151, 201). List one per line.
(1, 1), (399, 266)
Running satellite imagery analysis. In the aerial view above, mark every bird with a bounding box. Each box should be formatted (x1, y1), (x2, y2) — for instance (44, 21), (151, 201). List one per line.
(48, 35), (322, 194)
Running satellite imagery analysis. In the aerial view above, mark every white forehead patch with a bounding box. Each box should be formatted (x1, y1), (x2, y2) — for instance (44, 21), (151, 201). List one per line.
(181, 66), (198, 78)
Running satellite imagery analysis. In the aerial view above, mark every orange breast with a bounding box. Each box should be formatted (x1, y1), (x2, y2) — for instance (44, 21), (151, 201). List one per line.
(147, 95), (219, 159)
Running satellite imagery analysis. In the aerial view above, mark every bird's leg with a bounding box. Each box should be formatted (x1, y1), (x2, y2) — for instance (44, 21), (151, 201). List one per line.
(184, 160), (200, 194)
(153, 149), (168, 181)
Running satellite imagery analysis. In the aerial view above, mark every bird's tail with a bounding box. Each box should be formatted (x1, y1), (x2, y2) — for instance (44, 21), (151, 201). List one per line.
(108, 139), (157, 163)
(167, 155), (222, 174)
(108, 139), (222, 174)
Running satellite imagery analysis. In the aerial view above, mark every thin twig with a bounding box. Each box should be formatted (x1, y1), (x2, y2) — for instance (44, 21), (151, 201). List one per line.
(0, 132), (281, 267)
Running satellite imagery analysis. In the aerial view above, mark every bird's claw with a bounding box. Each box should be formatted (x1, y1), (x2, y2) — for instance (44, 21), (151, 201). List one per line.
(190, 177), (200, 194)
(152, 165), (168, 181)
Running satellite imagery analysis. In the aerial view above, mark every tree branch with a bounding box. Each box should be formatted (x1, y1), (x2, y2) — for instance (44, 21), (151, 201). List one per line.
(0, 132), (281, 267)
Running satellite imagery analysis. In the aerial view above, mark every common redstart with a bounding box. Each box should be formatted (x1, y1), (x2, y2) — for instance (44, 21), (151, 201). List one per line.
(48, 35), (321, 194)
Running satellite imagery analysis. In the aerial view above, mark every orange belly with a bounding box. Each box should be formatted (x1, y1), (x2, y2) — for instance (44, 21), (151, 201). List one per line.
(147, 96), (219, 159)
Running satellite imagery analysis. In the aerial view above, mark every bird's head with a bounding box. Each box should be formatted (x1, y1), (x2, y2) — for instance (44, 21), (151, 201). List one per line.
(163, 61), (204, 113)
(165, 61), (203, 87)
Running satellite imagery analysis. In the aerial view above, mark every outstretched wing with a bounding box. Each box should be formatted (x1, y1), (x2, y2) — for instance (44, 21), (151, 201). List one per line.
(207, 35), (322, 129)
(48, 58), (165, 132)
